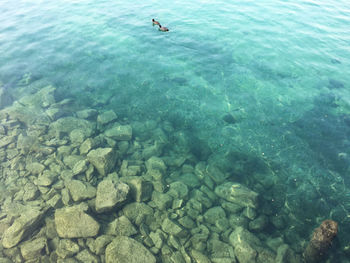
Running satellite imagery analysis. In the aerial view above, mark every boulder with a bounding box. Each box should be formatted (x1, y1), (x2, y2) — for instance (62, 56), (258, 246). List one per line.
(95, 180), (129, 213)
(87, 148), (116, 176)
(105, 236), (156, 263)
(20, 237), (48, 260)
(55, 206), (100, 238)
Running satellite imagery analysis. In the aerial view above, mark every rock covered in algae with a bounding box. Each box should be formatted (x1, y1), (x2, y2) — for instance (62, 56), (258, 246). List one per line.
(87, 147), (116, 176)
(304, 219), (338, 263)
(105, 236), (156, 263)
(95, 179), (129, 213)
(105, 124), (132, 141)
(54, 205), (100, 238)
(215, 182), (258, 208)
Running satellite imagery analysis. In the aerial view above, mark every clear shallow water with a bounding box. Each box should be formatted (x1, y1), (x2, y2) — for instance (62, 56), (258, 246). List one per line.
(1, 0), (350, 261)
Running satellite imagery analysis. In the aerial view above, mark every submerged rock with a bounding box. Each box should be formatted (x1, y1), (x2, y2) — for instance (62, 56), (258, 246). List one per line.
(97, 110), (118, 125)
(105, 215), (137, 237)
(66, 179), (96, 202)
(105, 124), (132, 141)
(95, 180), (129, 213)
(120, 176), (153, 202)
(215, 182), (258, 208)
(2, 208), (45, 248)
(105, 236), (156, 263)
(87, 147), (116, 176)
(20, 237), (48, 261)
(54, 205), (100, 238)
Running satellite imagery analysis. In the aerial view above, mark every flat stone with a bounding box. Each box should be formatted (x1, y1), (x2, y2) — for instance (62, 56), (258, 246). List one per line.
(105, 124), (132, 141)
(215, 182), (258, 208)
(87, 148), (116, 176)
(72, 160), (88, 175)
(161, 218), (186, 237)
(95, 180), (129, 213)
(105, 236), (156, 263)
(26, 162), (45, 175)
(55, 206), (100, 238)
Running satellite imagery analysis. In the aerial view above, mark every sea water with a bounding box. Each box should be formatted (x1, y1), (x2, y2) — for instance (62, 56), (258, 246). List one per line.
(0, 0), (350, 261)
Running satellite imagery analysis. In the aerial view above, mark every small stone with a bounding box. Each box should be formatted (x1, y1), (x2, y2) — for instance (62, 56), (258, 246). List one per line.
(149, 230), (164, 249)
(69, 129), (87, 144)
(168, 181), (188, 199)
(105, 236), (156, 263)
(106, 215), (137, 236)
(249, 215), (268, 232)
(97, 110), (117, 125)
(204, 207), (225, 226)
(79, 138), (94, 155)
(76, 109), (98, 120)
(146, 156), (167, 173)
(178, 216), (196, 229)
(95, 180), (129, 213)
(26, 162), (45, 175)
(190, 250), (211, 263)
(75, 249), (99, 263)
(152, 192), (173, 210)
(105, 124), (132, 141)
(122, 202), (153, 225)
(87, 148), (116, 176)
(55, 206), (100, 238)
(37, 171), (57, 186)
(88, 235), (113, 255)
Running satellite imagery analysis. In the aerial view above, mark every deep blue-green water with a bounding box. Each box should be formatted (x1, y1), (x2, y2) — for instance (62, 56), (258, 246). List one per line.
(1, 0), (350, 261)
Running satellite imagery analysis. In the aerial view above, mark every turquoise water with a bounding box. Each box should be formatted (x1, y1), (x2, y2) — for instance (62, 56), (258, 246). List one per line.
(1, 0), (350, 261)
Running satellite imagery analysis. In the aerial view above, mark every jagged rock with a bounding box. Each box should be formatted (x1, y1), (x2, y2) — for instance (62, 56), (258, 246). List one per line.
(167, 181), (189, 199)
(207, 238), (236, 260)
(105, 215), (137, 236)
(20, 237), (48, 261)
(215, 182), (258, 208)
(22, 182), (39, 201)
(105, 236), (156, 263)
(191, 250), (211, 263)
(69, 129), (87, 144)
(79, 138), (94, 155)
(19, 85), (56, 108)
(95, 180), (129, 213)
(63, 155), (84, 169)
(55, 206), (100, 238)
(65, 179), (96, 202)
(105, 124), (132, 141)
(249, 215), (268, 232)
(97, 110), (117, 125)
(0, 135), (15, 148)
(37, 170), (57, 186)
(2, 208), (45, 248)
(87, 148), (116, 176)
(152, 192), (173, 210)
(119, 176), (153, 202)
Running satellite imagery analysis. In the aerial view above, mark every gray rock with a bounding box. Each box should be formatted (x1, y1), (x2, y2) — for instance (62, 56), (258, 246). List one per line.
(215, 182), (258, 208)
(105, 124), (132, 141)
(95, 180), (129, 213)
(2, 208), (45, 248)
(120, 176), (153, 202)
(204, 206), (226, 224)
(20, 237), (48, 260)
(97, 110), (117, 125)
(66, 180), (96, 202)
(106, 215), (137, 237)
(69, 129), (87, 144)
(105, 236), (156, 263)
(55, 205), (100, 238)
(87, 148), (116, 176)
